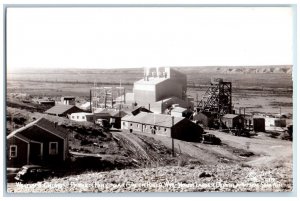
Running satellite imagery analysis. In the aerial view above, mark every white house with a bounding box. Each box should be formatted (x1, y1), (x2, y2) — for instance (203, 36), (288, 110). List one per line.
(69, 112), (94, 122)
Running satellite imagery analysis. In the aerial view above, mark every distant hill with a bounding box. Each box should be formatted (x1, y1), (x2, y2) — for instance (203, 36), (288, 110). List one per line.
(174, 65), (293, 75)
(8, 65), (292, 75)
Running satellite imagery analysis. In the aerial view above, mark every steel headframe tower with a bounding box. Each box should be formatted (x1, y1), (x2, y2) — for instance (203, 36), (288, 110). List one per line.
(197, 78), (232, 116)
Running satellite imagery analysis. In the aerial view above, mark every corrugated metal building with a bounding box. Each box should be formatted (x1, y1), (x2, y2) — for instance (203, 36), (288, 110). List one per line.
(121, 112), (203, 142)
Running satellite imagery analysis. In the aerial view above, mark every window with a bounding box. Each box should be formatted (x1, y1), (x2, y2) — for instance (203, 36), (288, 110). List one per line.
(72, 116), (75, 119)
(137, 124), (139, 128)
(49, 142), (58, 155)
(82, 116), (85, 119)
(164, 128), (167, 132)
(123, 122), (125, 126)
(130, 123), (132, 126)
(77, 116), (79, 119)
(9, 145), (17, 158)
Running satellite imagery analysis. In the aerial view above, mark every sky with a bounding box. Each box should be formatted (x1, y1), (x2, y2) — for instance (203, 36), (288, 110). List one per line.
(6, 7), (294, 71)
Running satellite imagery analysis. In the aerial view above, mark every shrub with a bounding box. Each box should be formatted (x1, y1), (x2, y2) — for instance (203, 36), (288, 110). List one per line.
(178, 155), (189, 167)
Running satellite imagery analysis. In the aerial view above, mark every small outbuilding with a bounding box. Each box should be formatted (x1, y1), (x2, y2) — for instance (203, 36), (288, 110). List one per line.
(253, 117), (265, 132)
(36, 100), (55, 106)
(92, 108), (129, 128)
(170, 107), (193, 118)
(221, 114), (244, 129)
(109, 110), (129, 129)
(61, 96), (76, 105)
(45, 105), (83, 117)
(7, 118), (69, 168)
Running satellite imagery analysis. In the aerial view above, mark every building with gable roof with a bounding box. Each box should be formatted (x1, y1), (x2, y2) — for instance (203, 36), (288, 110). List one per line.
(7, 118), (69, 167)
(121, 112), (203, 142)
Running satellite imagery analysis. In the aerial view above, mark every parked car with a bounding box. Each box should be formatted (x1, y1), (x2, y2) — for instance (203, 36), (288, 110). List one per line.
(14, 165), (54, 183)
(7, 168), (21, 182)
(202, 134), (221, 145)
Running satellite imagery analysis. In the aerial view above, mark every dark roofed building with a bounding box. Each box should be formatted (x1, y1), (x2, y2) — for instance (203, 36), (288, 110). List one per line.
(92, 108), (129, 128)
(7, 118), (69, 168)
(121, 112), (203, 142)
(61, 96), (76, 105)
(45, 105), (83, 117)
(131, 106), (153, 116)
(109, 110), (129, 129)
(221, 114), (244, 129)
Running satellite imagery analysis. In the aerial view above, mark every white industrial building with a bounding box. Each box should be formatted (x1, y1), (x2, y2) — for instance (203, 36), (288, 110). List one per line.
(132, 67), (193, 114)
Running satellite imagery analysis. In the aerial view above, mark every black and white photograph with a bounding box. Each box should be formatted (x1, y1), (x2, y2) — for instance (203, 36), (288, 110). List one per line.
(3, 3), (296, 195)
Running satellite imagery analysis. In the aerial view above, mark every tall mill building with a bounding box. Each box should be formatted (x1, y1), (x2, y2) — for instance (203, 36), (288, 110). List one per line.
(133, 67), (193, 113)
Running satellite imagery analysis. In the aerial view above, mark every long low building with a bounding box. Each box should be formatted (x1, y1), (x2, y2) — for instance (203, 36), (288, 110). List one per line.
(121, 112), (203, 142)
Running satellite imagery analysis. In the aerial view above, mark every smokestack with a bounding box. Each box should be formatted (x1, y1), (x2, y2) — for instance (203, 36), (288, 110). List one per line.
(148, 103), (150, 111)
(156, 67), (159, 78)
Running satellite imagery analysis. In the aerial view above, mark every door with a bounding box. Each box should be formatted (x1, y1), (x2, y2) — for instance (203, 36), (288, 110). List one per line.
(29, 143), (42, 164)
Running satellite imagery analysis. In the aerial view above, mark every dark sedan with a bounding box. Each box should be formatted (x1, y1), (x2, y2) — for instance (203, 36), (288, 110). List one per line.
(14, 165), (54, 183)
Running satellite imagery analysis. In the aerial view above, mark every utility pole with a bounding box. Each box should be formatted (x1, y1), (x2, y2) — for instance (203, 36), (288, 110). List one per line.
(280, 107), (281, 116)
(171, 116), (175, 157)
(90, 89), (92, 113)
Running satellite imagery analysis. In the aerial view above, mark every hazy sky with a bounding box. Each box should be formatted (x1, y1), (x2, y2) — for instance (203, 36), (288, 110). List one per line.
(7, 7), (294, 71)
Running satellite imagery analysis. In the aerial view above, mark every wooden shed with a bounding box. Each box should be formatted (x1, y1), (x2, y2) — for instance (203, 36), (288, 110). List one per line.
(253, 117), (265, 132)
(221, 114), (244, 129)
(7, 118), (69, 168)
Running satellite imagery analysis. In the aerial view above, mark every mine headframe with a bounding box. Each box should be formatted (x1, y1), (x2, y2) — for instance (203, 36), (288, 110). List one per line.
(197, 78), (232, 116)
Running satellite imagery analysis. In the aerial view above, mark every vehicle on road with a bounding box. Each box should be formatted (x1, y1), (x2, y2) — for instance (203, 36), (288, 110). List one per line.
(14, 165), (54, 183)
(202, 134), (221, 145)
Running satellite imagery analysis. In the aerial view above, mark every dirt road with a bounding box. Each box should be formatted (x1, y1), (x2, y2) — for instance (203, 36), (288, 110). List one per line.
(117, 129), (292, 168)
